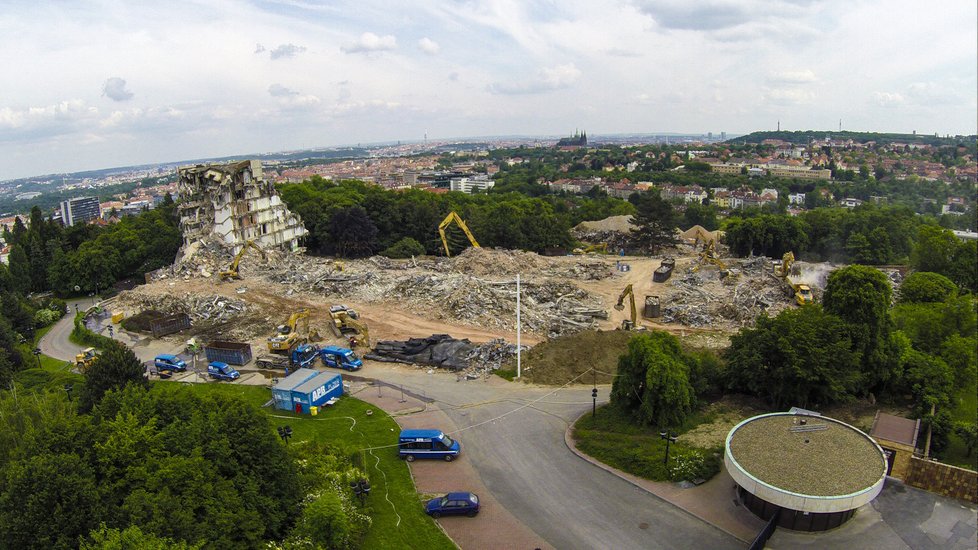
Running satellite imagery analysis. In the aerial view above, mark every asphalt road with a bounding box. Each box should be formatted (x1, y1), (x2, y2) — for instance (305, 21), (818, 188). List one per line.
(371, 371), (740, 550)
(38, 296), (98, 362)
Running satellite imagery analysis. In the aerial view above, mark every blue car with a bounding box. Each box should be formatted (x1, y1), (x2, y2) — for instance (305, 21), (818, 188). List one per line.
(425, 492), (479, 518)
(207, 361), (240, 381)
(154, 354), (187, 372)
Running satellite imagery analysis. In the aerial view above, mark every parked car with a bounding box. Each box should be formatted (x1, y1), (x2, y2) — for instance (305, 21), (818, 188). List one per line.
(154, 354), (187, 372)
(207, 361), (240, 381)
(425, 492), (480, 518)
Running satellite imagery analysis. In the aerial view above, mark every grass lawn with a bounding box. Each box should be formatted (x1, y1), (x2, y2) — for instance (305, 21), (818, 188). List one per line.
(179, 383), (455, 550)
(573, 403), (724, 483)
(942, 382), (978, 470)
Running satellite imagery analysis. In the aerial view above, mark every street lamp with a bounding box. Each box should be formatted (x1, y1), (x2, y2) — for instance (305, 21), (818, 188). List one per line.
(64, 383), (73, 402)
(660, 431), (678, 466)
(277, 425), (293, 444)
(350, 478), (371, 505)
(32, 348), (42, 369)
(591, 366), (598, 418)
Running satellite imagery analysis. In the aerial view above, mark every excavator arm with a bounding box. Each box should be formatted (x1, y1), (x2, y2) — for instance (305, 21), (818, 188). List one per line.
(614, 284), (638, 329)
(220, 240), (266, 281)
(438, 211), (480, 257)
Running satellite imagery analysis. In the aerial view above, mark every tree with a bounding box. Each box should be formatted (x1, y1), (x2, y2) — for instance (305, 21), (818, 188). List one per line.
(6, 245), (30, 295)
(898, 272), (958, 303)
(628, 190), (678, 254)
(0, 453), (101, 549)
(381, 237), (426, 259)
(954, 422), (978, 458)
(329, 206), (379, 258)
(912, 225), (957, 274)
(724, 307), (861, 408)
(610, 332), (694, 428)
(77, 341), (148, 413)
(822, 265), (895, 392)
(82, 525), (202, 550)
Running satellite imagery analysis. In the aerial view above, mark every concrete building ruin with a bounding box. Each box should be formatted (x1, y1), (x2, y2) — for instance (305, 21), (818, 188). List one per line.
(177, 160), (307, 254)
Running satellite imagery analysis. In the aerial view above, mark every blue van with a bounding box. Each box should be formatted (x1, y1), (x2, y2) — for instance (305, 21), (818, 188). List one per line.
(320, 345), (363, 371)
(398, 429), (461, 462)
(154, 354), (187, 372)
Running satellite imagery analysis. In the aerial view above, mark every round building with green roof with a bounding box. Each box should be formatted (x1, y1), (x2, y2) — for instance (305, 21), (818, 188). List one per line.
(725, 412), (888, 531)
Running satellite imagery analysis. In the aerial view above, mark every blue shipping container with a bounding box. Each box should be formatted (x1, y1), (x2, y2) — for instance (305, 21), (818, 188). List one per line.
(291, 372), (343, 414)
(271, 368), (319, 411)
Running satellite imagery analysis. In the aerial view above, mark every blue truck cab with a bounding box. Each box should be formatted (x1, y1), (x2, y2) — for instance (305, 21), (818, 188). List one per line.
(154, 354), (187, 372)
(320, 345), (363, 371)
(398, 429), (460, 462)
(207, 361), (240, 381)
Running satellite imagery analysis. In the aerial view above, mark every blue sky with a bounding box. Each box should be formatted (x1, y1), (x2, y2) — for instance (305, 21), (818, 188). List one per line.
(0, 0), (975, 180)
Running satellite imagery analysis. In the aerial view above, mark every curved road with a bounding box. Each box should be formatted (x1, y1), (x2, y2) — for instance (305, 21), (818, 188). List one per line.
(39, 297), (99, 361)
(41, 314), (738, 549)
(368, 370), (739, 550)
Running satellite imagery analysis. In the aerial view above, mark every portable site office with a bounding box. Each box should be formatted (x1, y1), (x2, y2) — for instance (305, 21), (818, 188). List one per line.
(271, 368), (318, 411)
(292, 372), (343, 414)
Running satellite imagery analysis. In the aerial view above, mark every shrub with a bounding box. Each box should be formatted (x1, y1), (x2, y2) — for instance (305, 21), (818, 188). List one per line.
(381, 237), (426, 259)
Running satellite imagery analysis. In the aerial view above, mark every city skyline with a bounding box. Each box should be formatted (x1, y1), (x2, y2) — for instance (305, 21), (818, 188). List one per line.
(0, 0), (975, 181)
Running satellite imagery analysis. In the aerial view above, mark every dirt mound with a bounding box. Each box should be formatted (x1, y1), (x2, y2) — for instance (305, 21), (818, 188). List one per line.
(507, 329), (632, 385)
(449, 247), (554, 277)
(574, 215), (634, 233)
(121, 309), (167, 333)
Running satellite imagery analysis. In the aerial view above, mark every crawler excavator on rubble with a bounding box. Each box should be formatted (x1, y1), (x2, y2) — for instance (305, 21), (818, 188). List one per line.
(614, 284), (648, 331)
(328, 305), (370, 349)
(773, 252), (814, 305)
(220, 240), (266, 281)
(438, 211), (480, 257)
(267, 309), (310, 353)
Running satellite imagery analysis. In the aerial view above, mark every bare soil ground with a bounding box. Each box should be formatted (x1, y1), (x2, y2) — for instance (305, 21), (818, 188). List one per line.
(113, 241), (806, 383)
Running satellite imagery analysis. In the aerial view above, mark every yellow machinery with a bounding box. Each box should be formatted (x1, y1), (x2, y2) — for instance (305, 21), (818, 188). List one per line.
(773, 251), (795, 278)
(693, 240), (729, 273)
(329, 306), (369, 348)
(614, 284), (646, 331)
(773, 251), (813, 305)
(267, 309), (310, 353)
(220, 240), (266, 281)
(438, 211), (480, 257)
(572, 243), (608, 255)
(689, 226), (718, 250)
(75, 347), (99, 372)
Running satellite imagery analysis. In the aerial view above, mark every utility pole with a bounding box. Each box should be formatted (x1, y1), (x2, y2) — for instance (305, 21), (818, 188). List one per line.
(516, 274), (521, 379)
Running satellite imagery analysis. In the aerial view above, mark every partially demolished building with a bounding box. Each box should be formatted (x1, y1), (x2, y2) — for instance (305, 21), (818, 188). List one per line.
(177, 160), (307, 254)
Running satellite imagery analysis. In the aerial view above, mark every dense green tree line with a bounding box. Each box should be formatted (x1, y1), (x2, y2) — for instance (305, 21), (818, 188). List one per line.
(276, 176), (635, 257)
(722, 205), (977, 292)
(0, 345), (371, 549)
(2, 198), (182, 296)
(724, 266), (977, 459)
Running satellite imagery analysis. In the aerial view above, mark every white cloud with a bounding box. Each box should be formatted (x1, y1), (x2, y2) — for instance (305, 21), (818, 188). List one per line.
(341, 32), (397, 54)
(873, 91), (905, 107)
(269, 43), (306, 60)
(769, 70), (817, 84)
(268, 84), (299, 97)
(764, 88), (815, 105)
(418, 37), (440, 55)
(102, 77), (134, 101)
(488, 63), (582, 95)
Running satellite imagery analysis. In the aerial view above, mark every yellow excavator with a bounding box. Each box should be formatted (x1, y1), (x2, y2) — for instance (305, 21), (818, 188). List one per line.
(438, 211), (480, 257)
(329, 306), (370, 348)
(572, 242), (609, 255)
(773, 251), (813, 305)
(614, 284), (646, 331)
(692, 240), (729, 273)
(220, 239), (266, 281)
(267, 309), (310, 353)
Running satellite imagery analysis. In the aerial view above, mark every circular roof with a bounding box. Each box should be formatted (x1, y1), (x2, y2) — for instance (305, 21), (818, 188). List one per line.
(725, 413), (887, 513)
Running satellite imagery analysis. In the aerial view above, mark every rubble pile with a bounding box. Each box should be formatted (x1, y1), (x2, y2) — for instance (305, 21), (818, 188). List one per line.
(662, 263), (791, 327)
(446, 247), (613, 280)
(466, 338), (524, 371)
(387, 275), (606, 337)
(116, 291), (252, 323)
(572, 215), (634, 252)
(366, 334), (475, 370)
